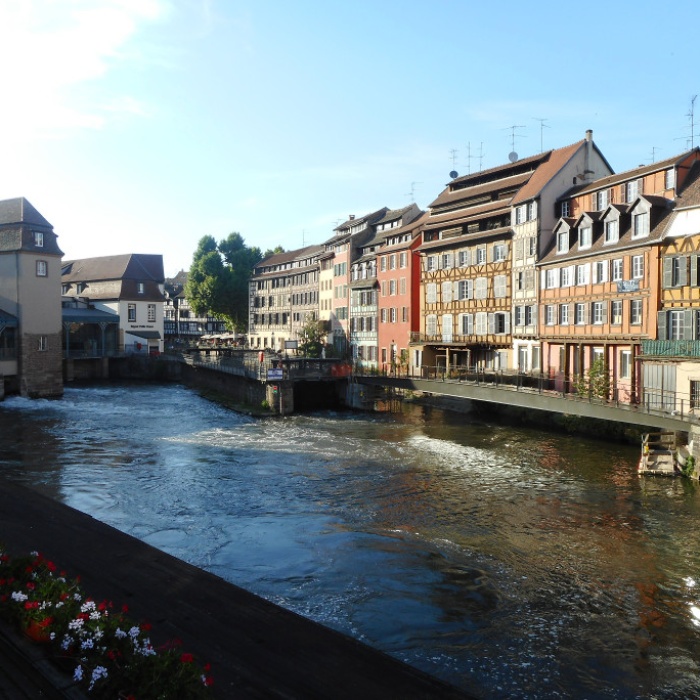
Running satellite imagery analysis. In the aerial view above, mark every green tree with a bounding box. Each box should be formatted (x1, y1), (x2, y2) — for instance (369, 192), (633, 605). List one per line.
(185, 233), (264, 332)
(297, 313), (327, 357)
(572, 357), (610, 400)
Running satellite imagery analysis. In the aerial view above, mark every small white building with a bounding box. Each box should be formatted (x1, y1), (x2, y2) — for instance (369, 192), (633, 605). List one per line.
(61, 254), (165, 355)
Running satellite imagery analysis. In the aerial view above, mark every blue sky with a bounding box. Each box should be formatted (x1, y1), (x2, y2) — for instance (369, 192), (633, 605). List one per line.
(2, 0), (699, 277)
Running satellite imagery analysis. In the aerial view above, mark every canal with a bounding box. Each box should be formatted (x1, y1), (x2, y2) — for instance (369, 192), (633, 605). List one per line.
(1, 383), (699, 699)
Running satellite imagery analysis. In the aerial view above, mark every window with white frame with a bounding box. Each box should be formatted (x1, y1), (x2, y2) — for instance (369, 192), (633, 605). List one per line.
(575, 303), (586, 325)
(630, 299), (642, 324)
(474, 277), (488, 299)
(494, 275), (507, 298)
(475, 312), (488, 335)
(612, 258), (623, 282)
(380, 308), (387, 323)
(604, 220), (618, 244)
(625, 179), (639, 202)
(576, 264), (590, 285)
(402, 306), (408, 322)
(137, 282), (144, 294)
(460, 313), (473, 335)
(620, 350), (632, 379)
(390, 254), (397, 270)
(593, 260), (609, 284)
(442, 314), (453, 342)
(546, 268), (560, 289)
(426, 255), (437, 272)
(632, 255), (644, 279)
(128, 304), (136, 322)
(476, 246), (487, 264)
(492, 312), (508, 334)
(560, 304), (569, 325)
(561, 200), (571, 217)
(147, 304), (156, 322)
(400, 277), (406, 295)
(669, 309), (684, 339)
(426, 314), (437, 336)
(528, 201), (537, 220)
(441, 253), (453, 269)
(632, 211), (650, 239)
(545, 305), (556, 325)
(492, 244), (507, 262)
(592, 301), (605, 324)
(515, 306), (524, 326)
(391, 307), (397, 323)
(390, 279), (397, 296)
(579, 226), (592, 249)
(611, 300), (622, 325)
(35, 260), (47, 277)
(399, 252), (407, 268)
(34, 232), (44, 247)
(457, 279), (473, 300)
(426, 283), (437, 303)
(380, 256), (387, 271)
(441, 280), (452, 302)
(458, 249), (470, 267)
(528, 237), (537, 256)
(561, 265), (574, 287)
(525, 305), (534, 326)
(38, 336), (48, 351)
(557, 231), (568, 253)
(515, 206), (524, 224)
(665, 169), (676, 190)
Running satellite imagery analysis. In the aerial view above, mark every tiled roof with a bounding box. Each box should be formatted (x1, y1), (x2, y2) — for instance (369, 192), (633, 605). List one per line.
(0, 197), (53, 228)
(671, 160), (700, 208)
(428, 172), (532, 209)
(418, 226), (511, 253)
(423, 201), (510, 230)
(61, 254), (164, 282)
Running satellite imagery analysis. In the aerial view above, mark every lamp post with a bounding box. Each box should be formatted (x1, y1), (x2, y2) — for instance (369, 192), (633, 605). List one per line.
(271, 331), (275, 352)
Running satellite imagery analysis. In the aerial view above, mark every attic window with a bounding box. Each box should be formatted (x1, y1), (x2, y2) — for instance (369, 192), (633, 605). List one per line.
(137, 282), (145, 294)
(34, 231), (44, 247)
(557, 231), (568, 254)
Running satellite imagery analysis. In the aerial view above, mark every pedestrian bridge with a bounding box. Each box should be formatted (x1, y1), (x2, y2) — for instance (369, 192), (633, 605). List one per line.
(355, 374), (697, 434)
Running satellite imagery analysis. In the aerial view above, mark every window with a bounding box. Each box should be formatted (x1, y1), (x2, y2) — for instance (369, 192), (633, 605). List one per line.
(559, 304), (569, 325)
(380, 308), (387, 323)
(493, 244), (507, 262)
(474, 277), (488, 299)
(515, 271), (524, 291)
(426, 256), (437, 272)
(128, 304), (136, 322)
(399, 252), (407, 268)
(442, 314), (453, 342)
(592, 301), (605, 324)
(669, 309), (684, 339)
(546, 268), (560, 289)
(612, 258), (623, 282)
(460, 313), (473, 335)
(561, 265), (574, 288)
(575, 303), (586, 325)
(663, 256), (688, 288)
(632, 211), (649, 239)
(34, 232), (44, 247)
(391, 307), (397, 323)
(137, 282), (145, 294)
(458, 249), (470, 267)
(35, 260), (47, 277)
(400, 277), (406, 295)
(532, 346), (541, 371)
(492, 313), (508, 334)
(665, 169), (676, 190)
(441, 253), (453, 269)
(380, 256), (387, 272)
(457, 279), (473, 300)
(576, 264), (590, 286)
(38, 336), (48, 352)
(625, 180), (640, 203)
(632, 255), (644, 279)
(525, 305), (534, 326)
(604, 220), (618, 244)
(528, 237), (537, 256)
(426, 283), (437, 303)
(475, 312), (488, 335)
(593, 260), (609, 284)
(528, 201), (537, 220)
(390, 279), (397, 296)
(476, 246), (487, 264)
(440, 280), (451, 302)
(515, 306), (524, 326)
(579, 226), (592, 249)
(426, 314), (437, 336)
(592, 189), (608, 210)
(494, 275), (507, 298)
(557, 231), (569, 253)
(148, 304), (156, 322)
(620, 350), (632, 380)
(390, 254), (397, 270)
(630, 299), (642, 325)
(515, 206), (524, 224)
(611, 300), (622, 325)
(545, 305), (556, 325)
(560, 200), (571, 217)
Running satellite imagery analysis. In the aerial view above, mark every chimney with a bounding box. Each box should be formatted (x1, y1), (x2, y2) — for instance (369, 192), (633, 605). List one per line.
(349, 215), (355, 220)
(585, 129), (593, 141)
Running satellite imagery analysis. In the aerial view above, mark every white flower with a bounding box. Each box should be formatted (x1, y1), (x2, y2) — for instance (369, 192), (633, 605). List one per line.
(88, 665), (108, 691)
(68, 619), (84, 630)
(80, 601), (96, 613)
(10, 591), (28, 602)
(73, 665), (83, 682)
(81, 638), (94, 650)
(128, 626), (140, 639)
(114, 627), (127, 639)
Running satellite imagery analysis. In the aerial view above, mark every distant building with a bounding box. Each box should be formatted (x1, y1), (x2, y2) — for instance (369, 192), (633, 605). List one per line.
(61, 254), (165, 355)
(0, 197), (63, 397)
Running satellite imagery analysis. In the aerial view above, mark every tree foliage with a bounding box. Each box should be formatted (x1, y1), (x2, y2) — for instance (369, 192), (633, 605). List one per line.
(297, 313), (327, 357)
(185, 233), (274, 332)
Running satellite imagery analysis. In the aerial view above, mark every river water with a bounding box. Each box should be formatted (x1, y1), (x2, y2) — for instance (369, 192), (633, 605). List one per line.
(1, 383), (700, 699)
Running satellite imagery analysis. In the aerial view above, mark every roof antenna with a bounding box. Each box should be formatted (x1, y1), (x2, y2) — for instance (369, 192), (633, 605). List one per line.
(502, 124), (525, 162)
(406, 181), (422, 201)
(449, 149), (459, 179)
(688, 95), (698, 149)
(533, 117), (550, 153)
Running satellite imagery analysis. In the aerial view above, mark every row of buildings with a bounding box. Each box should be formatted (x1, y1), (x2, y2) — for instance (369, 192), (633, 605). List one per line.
(248, 130), (700, 411)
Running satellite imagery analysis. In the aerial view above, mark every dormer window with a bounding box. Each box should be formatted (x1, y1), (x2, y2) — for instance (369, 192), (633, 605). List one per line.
(632, 211), (650, 239)
(557, 231), (569, 254)
(665, 168), (676, 190)
(604, 220), (619, 244)
(137, 282), (145, 294)
(579, 226), (592, 249)
(591, 189), (609, 211)
(34, 231), (44, 247)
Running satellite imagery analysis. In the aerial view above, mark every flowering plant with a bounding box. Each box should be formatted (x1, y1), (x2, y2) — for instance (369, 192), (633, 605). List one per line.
(0, 548), (213, 698)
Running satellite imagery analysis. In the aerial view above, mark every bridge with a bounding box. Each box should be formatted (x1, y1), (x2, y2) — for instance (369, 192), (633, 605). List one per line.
(354, 372), (698, 434)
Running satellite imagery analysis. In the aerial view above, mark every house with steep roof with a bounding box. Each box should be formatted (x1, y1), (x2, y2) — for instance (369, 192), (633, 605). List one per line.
(539, 148), (700, 403)
(0, 197), (63, 397)
(61, 254), (165, 355)
(413, 132), (611, 376)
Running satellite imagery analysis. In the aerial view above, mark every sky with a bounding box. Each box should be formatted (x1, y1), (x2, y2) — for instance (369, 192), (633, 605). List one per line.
(2, 0), (700, 278)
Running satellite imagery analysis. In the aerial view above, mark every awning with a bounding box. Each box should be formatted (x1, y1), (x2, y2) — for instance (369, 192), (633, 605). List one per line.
(0, 309), (18, 328)
(62, 308), (119, 324)
(127, 330), (161, 340)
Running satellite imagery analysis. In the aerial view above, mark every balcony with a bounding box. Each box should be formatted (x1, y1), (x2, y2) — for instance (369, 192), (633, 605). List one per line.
(641, 340), (700, 358)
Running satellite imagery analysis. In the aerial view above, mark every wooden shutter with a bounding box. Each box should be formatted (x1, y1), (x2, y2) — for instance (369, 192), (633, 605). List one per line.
(662, 257), (673, 288)
(657, 311), (667, 340)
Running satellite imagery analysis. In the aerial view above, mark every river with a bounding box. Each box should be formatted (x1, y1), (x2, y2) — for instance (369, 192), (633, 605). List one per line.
(1, 383), (699, 699)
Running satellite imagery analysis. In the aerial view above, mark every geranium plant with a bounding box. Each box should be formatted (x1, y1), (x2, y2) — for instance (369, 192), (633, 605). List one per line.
(0, 548), (213, 698)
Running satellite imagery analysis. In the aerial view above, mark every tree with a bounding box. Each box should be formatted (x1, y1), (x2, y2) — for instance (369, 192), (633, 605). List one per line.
(185, 233), (263, 333)
(297, 313), (327, 357)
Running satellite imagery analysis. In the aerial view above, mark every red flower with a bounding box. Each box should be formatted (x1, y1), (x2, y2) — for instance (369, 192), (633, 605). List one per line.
(46, 561), (56, 572)
(141, 622), (152, 632)
(180, 653), (194, 664)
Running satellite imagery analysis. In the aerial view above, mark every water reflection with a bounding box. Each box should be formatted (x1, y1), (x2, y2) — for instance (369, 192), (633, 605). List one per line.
(1, 385), (700, 699)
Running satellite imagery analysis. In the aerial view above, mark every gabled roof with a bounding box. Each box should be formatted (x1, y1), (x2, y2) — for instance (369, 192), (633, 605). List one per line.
(0, 197), (53, 228)
(670, 160), (700, 209)
(61, 254), (164, 282)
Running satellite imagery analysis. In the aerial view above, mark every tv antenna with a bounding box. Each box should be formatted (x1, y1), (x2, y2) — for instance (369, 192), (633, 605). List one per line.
(449, 149), (459, 179)
(406, 181), (422, 201)
(688, 95), (698, 149)
(533, 117), (550, 152)
(502, 124), (525, 162)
